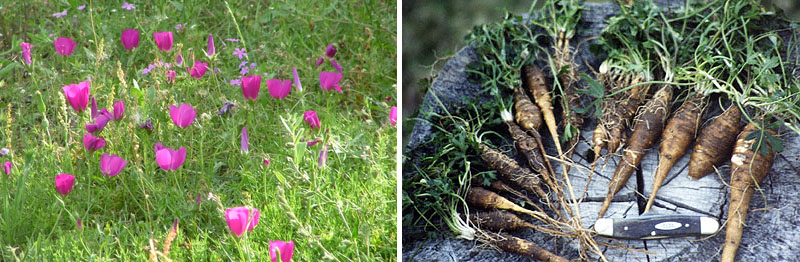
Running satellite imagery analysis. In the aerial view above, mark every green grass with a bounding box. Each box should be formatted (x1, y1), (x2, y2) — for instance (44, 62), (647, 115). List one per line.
(0, 0), (396, 261)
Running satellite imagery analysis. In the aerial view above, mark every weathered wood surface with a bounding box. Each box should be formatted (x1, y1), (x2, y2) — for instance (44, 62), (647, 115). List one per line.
(403, 1), (800, 261)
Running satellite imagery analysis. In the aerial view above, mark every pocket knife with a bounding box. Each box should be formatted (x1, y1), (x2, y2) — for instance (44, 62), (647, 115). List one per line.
(594, 214), (719, 240)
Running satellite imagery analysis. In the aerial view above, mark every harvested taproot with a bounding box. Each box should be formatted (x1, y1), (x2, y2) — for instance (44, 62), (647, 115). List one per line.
(466, 187), (547, 220)
(488, 232), (569, 262)
(468, 211), (535, 231)
(688, 104), (743, 179)
(598, 85), (672, 218)
(479, 143), (549, 201)
(721, 123), (778, 262)
(644, 96), (705, 212)
(514, 88), (543, 131)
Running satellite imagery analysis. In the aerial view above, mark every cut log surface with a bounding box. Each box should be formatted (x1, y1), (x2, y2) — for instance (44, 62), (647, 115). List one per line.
(403, 1), (800, 261)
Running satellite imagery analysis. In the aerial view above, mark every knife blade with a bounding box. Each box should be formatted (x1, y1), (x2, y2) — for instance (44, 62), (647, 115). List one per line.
(594, 214), (719, 239)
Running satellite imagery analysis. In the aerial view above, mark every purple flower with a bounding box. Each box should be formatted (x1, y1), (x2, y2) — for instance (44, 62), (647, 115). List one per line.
(188, 61), (208, 79)
(0, 148), (9, 157)
(267, 79), (292, 99)
(77, 218), (82, 229)
(241, 126), (249, 153)
(100, 153), (127, 177)
(154, 142), (187, 171)
(225, 38), (240, 42)
(153, 31), (174, 51)
(54, 37), (77, 57)
(90, 97), (98, 119)
(292, 67), (303, 92)
(307, 138), (321, 147)
(240, 66), (249, 76)
(218, 102), (235, 116)
(83, 133), (106, 152)
(20, 42), (32, 65)
(241, 75), (261, 100)
(230, 78), (242, 86)
(55, 174), (76, 196)
(318, 145), (328, 168)
(315, 57), (325, 68)
(206, 34), (215, 57)
(169, 103), (196, 128)
(77, 5), (86, 11)
(249, 63), (256, 69)
(113, 101), (125, 121)
(175, 23), (188, 31)
(263, 158), (270, 167)
(63, 81), (91, 112)
(303, 110), (320, 129)
(85, 109), (112, 133)
(269, 240), (295, 262)
(122, 2), (135, 10)
(140, 120), (153, 130)
(325, 44), (337, 58)
(390, 106), (398, 126)
(233, 48), (247, 59)
(120, 29), (140, 51)
(238, 61), (248, 69)
(319, 71), (343, 93)
(331, 59), (343, 73)
(225, 207), (260, 237)
(3, 161), (11, 176)
(176, 52), (183, 66)
(53, 10), (68, 18)
(196, 193), (203, 204)
(167, 70), (176, 83)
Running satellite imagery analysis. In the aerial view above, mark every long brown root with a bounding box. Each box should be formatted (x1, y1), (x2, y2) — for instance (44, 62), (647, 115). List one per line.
(467, 187), (548, 221)
(479, 143), (550, 202)
(524, 65), (564, 158)
(644, 96), (705, 212)
(721, 123), (777, 262)
(514, 88), (543, 131)
(689, 104), (743, 179)
(485, 232), (570, 262)
(468, 211), (536, 231)
(599, 85), (672, 218)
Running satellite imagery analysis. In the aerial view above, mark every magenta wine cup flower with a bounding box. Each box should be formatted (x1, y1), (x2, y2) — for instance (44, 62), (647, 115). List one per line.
(319, 72), (343, 93)
(167, 70), (176, 83)
(189, 61), (208, 79)
(54, 37), (76, 56)
(3, 161), (10, 176)
(325, 44), (336, 58)
(241, 126), (249, 153)
(120, 29), (140, 51)
(154, 143), (187, 171)
(85, 109), (111, 133)
(330, 59), (343, 73)
(62, 81), (90, 112)
(292, 67), (303, 92)
(225, 207), (260, 237)
(315, 57), (324, 68)
(169, 103), (196, 128)
(318, 145), (328, 168)
(303, 110), (320, 129)
(207, 34), (215, 56)
(390, 106), (397, 126)
(90, 96), (98, 119)
(55, 174), (76, 196)
(100, 153), (127, 177)
(83, 133), (106, 151)
(113, 101), (125, 121)
(269, 240), (295, 262)
(263, 158), (270, 167)
(241, 75), (262, 100)
(20, 42), (32, 65)
(267, 79), (292, 99)
(153, 31), (174, 51)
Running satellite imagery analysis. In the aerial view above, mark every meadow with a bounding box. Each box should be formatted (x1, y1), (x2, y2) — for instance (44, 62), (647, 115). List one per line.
(0, 0), (397, 261)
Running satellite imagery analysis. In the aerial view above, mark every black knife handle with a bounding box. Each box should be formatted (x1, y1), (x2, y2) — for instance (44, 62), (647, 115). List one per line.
(597, 215), (718, 239)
